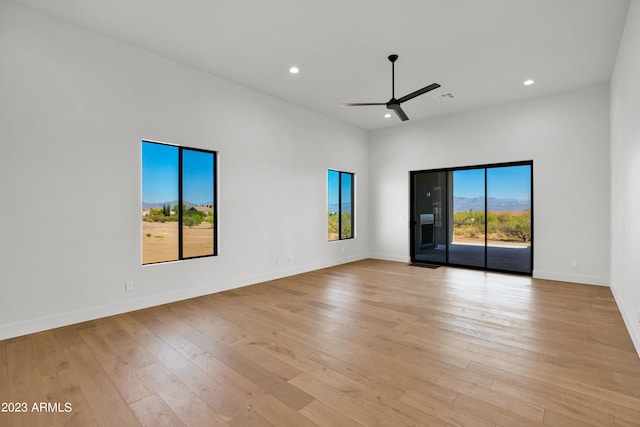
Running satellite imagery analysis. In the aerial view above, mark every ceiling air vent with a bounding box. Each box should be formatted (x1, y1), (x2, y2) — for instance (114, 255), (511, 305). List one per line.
(435, 92), (456, 102)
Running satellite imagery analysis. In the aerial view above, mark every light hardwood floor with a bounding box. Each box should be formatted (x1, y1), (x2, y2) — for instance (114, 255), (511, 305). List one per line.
(1, 259), (640, 426)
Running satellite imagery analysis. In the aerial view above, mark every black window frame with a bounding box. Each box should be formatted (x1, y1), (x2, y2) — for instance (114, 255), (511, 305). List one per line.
(328, 169), (355, 241)
(142, 140), (218, 265)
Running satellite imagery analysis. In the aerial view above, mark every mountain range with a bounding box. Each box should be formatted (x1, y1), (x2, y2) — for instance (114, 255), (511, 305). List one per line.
(453, 197), (530, 212)
(328, 202), (352, 213)
(329, 198), (528, 213)
(143, 200), (212, 209)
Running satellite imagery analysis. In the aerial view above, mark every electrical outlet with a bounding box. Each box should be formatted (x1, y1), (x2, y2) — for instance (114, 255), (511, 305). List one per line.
(570, 260), (578, 268)
(125, 281), (134, 292)
(288, 256), (294, 263)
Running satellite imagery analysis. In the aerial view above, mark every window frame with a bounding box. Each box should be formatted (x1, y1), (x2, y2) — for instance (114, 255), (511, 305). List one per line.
(142, 140), (217, 265)
(328, 169), (355, 241)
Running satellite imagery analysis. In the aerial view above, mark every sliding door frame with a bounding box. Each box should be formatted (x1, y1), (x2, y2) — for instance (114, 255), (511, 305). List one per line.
(410, 160), (533, 275)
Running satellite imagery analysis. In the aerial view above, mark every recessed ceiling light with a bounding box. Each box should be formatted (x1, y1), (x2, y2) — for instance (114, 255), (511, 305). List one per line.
(524, 79), (535, 86)
(384, 113), (391, 118)
(289, 66), (299, 74)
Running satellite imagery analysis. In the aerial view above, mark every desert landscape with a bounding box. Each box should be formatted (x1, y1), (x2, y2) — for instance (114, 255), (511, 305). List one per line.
(452, 209), (531, 247)
(142, 220), (214, 264)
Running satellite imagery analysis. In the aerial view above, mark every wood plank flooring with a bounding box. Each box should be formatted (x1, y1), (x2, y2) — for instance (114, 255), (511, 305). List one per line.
(1, 259), (639, 426)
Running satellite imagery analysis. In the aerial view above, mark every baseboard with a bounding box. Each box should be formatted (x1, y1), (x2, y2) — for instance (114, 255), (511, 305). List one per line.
(0, 254), (367, 341)
(370, 258), (610, 287)
(610, 285), (640, 359)
(369, 253), (411, 263)
(533, 270), (609, 287)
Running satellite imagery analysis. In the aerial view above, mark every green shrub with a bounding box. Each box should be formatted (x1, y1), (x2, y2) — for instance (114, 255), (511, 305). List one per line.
(183, 214), (201, 227)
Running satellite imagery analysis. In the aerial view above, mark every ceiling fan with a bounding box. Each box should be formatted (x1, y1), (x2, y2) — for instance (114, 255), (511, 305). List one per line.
(341, 54), (440, 121)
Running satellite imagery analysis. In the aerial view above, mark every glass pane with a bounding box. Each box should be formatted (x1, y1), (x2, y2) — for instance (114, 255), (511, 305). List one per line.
(449, 168), (485, 268)
(340, 173), (353, 239)
(142, 142), (179, 264)
(328, 170), (339, 241)
(413, 171), (447, 264)
(486, 165), (532, 273)
(182, 149), (215, 258)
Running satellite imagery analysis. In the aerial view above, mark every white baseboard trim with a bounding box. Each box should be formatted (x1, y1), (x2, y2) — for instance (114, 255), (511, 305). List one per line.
(370, 258), (611, 288)
(369, 254), (411, 263)
(533, 270), (609, 287)
(0, 255), (367, 341)
(610, 285), (640, 359)
(5, 256), (618, 342)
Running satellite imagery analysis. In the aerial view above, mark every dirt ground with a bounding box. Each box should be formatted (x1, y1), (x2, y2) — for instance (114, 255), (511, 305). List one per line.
(142, 221), (214, 264)
(452, 235), (531, 247)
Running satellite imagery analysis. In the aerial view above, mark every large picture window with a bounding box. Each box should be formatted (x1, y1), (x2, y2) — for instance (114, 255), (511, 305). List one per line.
(142, 141), (217, 264)
(328, 170), (354, 241)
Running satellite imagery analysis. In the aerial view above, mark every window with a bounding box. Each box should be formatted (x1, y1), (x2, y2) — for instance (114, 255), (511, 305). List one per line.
(142, 141), (217, 264)
(328, 170), (354, 241)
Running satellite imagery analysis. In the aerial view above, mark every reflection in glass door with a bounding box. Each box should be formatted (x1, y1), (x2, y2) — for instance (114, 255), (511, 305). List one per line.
(410, 161), (532, 275)
(411, 171), (447, 264)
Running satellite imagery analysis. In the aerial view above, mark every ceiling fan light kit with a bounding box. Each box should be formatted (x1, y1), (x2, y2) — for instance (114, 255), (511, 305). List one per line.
(341, 54), (441, 121)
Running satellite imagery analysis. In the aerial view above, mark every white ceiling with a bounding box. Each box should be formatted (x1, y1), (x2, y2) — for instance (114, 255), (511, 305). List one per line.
(9, 0), (631, 130)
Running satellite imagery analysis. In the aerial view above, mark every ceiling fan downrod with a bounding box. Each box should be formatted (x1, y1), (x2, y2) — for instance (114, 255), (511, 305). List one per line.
(389, 54), (398, 100)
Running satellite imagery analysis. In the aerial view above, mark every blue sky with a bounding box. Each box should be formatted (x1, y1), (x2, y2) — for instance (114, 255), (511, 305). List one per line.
(142, 142), (178, 204)
(183, 149), (214, 204)
(328, 170), (339, 206)
(454, 165), (531, 200)
(453, 169), (484, 198)
(142, 142), (214, 204)
(328, 170), (352, 211)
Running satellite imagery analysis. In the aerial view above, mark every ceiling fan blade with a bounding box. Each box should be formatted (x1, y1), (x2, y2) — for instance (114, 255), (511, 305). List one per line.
(391, 105), (409, 121)
(398, 83), (441, 104)
(340, 102), (386, 107)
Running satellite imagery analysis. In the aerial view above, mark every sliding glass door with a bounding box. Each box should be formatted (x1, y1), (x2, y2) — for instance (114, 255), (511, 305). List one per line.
(449, 169), (485, 268)
(411, 171), (447, 264)
(486, 165), (532, 273)
(410, 161), (532, 275)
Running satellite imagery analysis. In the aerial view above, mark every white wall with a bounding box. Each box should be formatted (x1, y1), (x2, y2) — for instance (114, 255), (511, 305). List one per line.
(368, 84), (611, 286)
(611, 0), (640, 355)
(0, 2), (369, 339)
